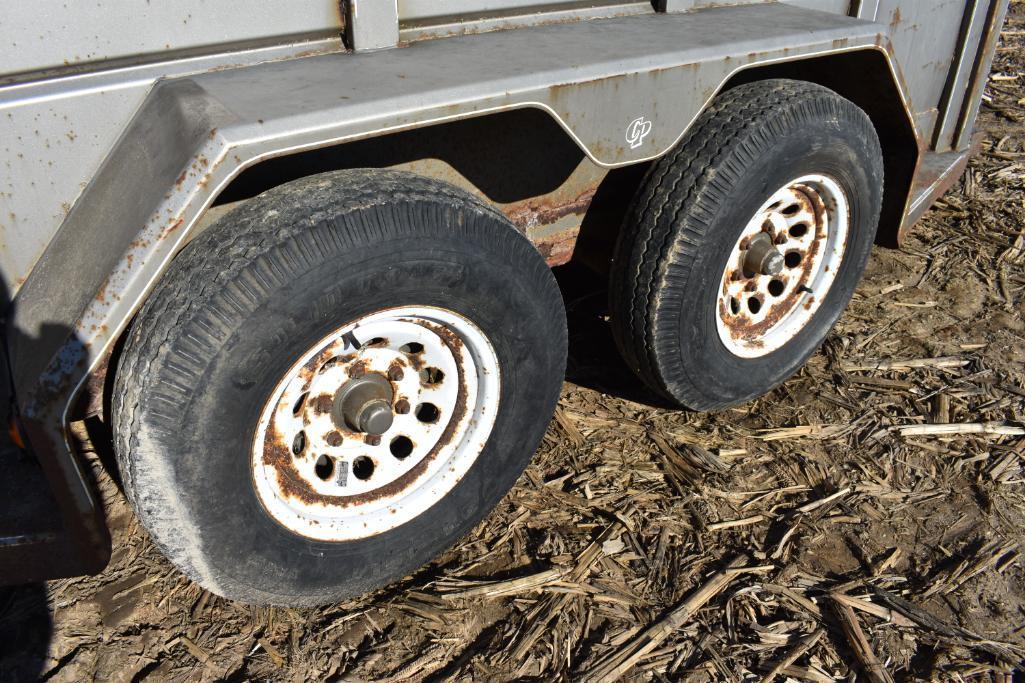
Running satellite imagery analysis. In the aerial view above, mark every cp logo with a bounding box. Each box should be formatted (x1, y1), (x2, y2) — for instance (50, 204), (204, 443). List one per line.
(625, 116), (652, 149)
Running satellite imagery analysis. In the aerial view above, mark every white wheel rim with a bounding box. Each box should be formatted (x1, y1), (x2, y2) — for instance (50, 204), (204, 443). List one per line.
(715, 174), (849, 358)
(251, 306), (500, 541)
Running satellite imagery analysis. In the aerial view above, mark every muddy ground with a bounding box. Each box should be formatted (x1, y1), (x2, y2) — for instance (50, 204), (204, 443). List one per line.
(3, 7), (1025, 683)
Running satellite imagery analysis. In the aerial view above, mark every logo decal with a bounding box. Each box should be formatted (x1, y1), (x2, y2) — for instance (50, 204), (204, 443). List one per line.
(625, 116), (653, 149)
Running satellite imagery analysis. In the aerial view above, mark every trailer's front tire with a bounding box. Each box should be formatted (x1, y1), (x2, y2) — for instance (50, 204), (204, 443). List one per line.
(113, 169), (566, 606)
(610, 79), (884, 410)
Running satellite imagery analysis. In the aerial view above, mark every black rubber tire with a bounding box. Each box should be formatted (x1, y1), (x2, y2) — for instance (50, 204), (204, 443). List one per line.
(609, 79), (883, 411)
(112, 169), (567, 606)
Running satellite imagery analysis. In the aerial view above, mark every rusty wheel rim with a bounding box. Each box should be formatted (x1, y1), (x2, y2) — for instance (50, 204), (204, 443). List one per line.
(251, 306), (500, 541)
(715, 174), (849, 359)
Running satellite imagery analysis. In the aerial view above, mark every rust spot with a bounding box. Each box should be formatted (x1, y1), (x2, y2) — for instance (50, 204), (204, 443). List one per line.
(302, 346), (338, 376)
(76, 351), (112, 419)
(310, 394), (334, 415)
(889, 7), (902, 32)
(506, 187), (597, 230)
(532, 225), (582, 267)
(347, 360), (367, 378)
(159, 218), (184, 239)
(407, 351), (425, 371)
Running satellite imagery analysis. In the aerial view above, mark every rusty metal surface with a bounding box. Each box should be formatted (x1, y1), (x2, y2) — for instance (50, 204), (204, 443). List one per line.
(258, 328), (467, 508)
(367, 137), (607, 267)
(248, 306), (497, 541)
(716, 175), (848, 358)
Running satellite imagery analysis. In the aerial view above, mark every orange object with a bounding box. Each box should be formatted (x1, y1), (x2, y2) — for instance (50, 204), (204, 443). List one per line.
(8, 415), (25, 449)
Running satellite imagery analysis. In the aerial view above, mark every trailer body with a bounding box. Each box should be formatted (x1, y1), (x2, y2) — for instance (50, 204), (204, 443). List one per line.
(0, 0), (1009, 582)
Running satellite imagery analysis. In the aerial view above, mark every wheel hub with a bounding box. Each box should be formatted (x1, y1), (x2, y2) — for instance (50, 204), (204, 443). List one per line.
(332, 373), (394, 435)
(743, 232), (785, 276)
(715, 174), (849, 358)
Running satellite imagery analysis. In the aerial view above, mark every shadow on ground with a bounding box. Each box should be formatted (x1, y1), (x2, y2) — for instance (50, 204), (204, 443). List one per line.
(0, 275), (58, 681)
(553, 261), (675, 409)
(0, 584), (51, 681)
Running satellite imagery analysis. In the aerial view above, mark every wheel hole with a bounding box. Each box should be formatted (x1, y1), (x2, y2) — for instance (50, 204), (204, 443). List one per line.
(747, 297), (762, 314)
(415, 403), (441, 423)
(782, 203), (801, 216)
(292, 392), (308, 415)
(362, 337), (387, 349)
(318, 357), (341, 374)
(353, 456), (375, 480)
(785, 251), (802, 268)
(390, 436), (414, 459)
(729, 297), (741, 315)
(400, 342), (424, 354)
(789, 223), (808, 238)
(767, 279), (785, 297)
(420, 367), (445, 386)
(292, 430), (306, 456)
(314, 454), (333, 480)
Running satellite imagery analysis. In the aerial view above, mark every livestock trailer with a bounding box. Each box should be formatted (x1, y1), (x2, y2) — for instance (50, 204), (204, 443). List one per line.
(0, 0), (1009, 605)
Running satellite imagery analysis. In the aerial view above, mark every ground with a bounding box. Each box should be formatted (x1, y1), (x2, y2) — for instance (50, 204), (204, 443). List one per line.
(2, 6), (1025, 682)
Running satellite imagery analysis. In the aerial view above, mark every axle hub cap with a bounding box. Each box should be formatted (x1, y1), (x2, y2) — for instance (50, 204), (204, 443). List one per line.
(332, 373), (394, 435)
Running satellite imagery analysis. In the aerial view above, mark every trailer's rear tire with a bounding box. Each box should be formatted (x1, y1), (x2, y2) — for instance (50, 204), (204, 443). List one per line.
(609, 79), (884, 410)
(112, 169), (566, 606)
